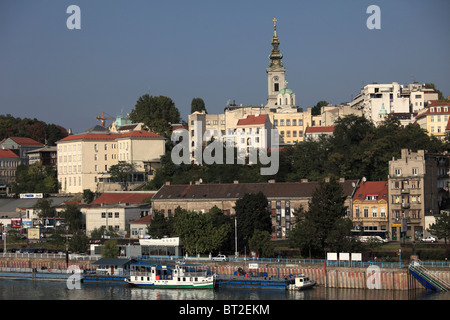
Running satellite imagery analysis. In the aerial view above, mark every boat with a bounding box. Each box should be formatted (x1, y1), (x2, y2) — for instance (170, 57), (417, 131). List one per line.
(125, 262), (215, 289)
(287, 274), (316, 290)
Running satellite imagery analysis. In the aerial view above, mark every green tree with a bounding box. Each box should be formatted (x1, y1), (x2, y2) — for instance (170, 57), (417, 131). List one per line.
(60, 203), (83, 233)
(147, 211), (171, 238)
(289, 179), (352, 257)
(12, 163), (58, 194)
(172, 208), (231, 255)
(191, 97), (207, 114)
(102, 240), (119, 258)
(311, 100), (328, 116)
(69, 230), (89, 253)
(129, 94), (181, 138)
(82, 189), (95, 204)
(33, 198), (56, 218)
(428, 211), (450, 244)
(248, 230), (274, 258)
(109, 161), (138, 190)
(234, 192), (271, 252)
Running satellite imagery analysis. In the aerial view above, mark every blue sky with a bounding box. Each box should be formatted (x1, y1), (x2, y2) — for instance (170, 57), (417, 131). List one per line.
(1, 0), (449, 133)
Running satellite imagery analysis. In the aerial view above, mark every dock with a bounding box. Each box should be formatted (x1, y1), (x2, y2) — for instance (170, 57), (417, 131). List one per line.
(215, 275), (294, 290)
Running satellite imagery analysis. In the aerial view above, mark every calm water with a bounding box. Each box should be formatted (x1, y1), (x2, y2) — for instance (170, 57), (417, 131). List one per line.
(0, 278), (448, 301)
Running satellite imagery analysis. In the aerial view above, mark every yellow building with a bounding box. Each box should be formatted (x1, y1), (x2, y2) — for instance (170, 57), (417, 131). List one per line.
(56, 125), (165, 194)
(352, 181), (389, 239)
(415, 101), (450, 140)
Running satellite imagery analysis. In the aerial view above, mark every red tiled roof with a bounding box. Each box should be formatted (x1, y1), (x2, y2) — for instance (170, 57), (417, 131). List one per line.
(0, 149), (20, 158)
(130, 215), (153, 224)
(2, 137), (44, 146)
(58, 130), (164, 142)
(305, 126), (334, 133)
(237, 114), (268, 126)
(58, 133), (121, 142)
(117, 130), (164, 139)
(92, 192), (156, 205)
(353, 181), (388, 201)
(415, 101), (450, 120)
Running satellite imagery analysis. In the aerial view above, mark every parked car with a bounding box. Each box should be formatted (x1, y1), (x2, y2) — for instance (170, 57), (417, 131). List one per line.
(212, 254), (228, 262)
(420, 236), (437, 243)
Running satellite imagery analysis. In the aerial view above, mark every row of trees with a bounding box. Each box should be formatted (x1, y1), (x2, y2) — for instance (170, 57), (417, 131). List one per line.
(146, 192), (273, 257)
(0, 114), (68, 146)
(143, 114), (447, 191)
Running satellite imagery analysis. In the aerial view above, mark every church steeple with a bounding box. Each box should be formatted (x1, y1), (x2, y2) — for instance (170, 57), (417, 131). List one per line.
(268, 18), (283, 68)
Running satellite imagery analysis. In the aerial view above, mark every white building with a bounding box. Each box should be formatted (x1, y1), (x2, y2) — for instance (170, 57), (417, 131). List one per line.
(350, 82), (439, 126)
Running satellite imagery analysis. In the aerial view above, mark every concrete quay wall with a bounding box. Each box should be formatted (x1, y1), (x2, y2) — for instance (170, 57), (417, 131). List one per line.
(209, 263), (450, 291)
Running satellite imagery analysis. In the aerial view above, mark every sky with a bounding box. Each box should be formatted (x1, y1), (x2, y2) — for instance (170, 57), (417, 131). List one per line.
(1, 0), (449, 134)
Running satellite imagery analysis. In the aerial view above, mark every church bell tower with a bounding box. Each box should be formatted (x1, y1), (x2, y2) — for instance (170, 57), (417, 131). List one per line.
(266, 18), (286, 108)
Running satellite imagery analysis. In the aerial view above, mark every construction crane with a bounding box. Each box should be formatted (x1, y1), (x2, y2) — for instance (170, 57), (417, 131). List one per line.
(95, 112), (115, 127)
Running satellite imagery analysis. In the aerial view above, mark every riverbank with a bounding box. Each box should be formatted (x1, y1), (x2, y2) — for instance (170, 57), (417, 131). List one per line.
(0, 256), (449, 291)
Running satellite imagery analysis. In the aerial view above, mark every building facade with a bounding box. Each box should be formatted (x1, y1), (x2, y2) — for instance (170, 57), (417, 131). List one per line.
(0, 137), (44, 164)
(56, 126), (165, 194)
(415, 101), (450, 141)
(151, 179), (357, 240)
(0, 149), (22, 192)
(352, 180), (389, 239)
(388, 149), (439, 241)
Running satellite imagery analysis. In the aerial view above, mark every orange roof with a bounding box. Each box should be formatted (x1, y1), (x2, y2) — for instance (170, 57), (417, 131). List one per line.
(92, 192), (156, 205)
(1, 137), (44, 146)
(117, 130), (164, 139)
(0, 149), (20, 158)
(353, 181), (388, 201)
(130, 215), (153, 224)
(305, 126), (334, 133)
(237, 114), (268, 126)
(58, 130), (163, 142)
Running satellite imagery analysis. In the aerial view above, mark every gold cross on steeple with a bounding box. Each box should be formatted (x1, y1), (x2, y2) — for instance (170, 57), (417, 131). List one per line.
(273, 18), (277, 36)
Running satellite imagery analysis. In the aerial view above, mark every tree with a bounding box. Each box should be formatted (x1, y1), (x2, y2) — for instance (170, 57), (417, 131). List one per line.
(172, 208), (231, 255)
(147, 211), (171, 238)
(69, 230), (89, 253)
(129, 93), (181, 138)
(109, 161), (138, 190)
(428, 211), (450, 244)
(191, 97), (207, 114)
(102, 240), (119, 258)
(60, 203), (82, 233)
(248, 230), (274, 258)
(12, 163), (59, 194)
(311, 100), (328, 116)
(33, 198), (56, 218)
(82, 189), (95, 204)
(234, 192), (271, 252)
(289, 179), (352, 257)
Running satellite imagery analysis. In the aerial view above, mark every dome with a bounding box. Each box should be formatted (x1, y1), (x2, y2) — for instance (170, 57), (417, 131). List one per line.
(279, 88), (294, 95)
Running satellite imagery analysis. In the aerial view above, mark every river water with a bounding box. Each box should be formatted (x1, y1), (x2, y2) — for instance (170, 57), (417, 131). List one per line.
(0, 277), (448, 300)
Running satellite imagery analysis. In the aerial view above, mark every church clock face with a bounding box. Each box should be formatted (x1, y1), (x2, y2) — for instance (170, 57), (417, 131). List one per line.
(274, 76), (279, 81)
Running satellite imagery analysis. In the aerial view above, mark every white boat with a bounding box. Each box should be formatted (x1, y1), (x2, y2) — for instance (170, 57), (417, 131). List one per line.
(287, 274), (316, 290)
(125, 262), (215, 289)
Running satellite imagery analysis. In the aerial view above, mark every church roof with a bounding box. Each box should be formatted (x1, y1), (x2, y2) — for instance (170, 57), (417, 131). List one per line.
(279, 88), (294, 95)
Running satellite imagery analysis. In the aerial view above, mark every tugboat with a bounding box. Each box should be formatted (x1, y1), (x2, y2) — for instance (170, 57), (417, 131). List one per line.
(287, 274), (316, 290)
(125, 262), (215, 289)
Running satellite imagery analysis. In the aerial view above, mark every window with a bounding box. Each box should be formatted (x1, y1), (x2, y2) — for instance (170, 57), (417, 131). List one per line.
(355, 207), (360, 218)
(280, 119), (285, 126)
(286, 119), (291, 126)
(274, 83), (279, 92)
(394, 168), (401, 176)
(115, 212), (119, 218)
(380, 207), (386, 218)
(108, 212), (113, 218)
(292, 119), (297, 126)
(274, 120), (278, 126)
(412, 168), (418, 175)
(101, 212), (106, 218)
(372, 207), (377, 218)
(363, 207), (369, 218)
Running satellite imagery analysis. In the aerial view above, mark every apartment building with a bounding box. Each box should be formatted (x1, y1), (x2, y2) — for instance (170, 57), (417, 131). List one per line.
(415, 101), (450, 140)
(388, 149), (439, 241)
(352, 180), (389, 239)
(56, 125), (165, 194)
(0, 137), (44, 164)
(0, 149), (22, 191)
(151, 179), (357, 240)
(350, 82), (439, 126)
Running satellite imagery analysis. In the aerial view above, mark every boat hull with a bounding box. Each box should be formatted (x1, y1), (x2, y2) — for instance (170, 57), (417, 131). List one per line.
(125, 278), (215, 289)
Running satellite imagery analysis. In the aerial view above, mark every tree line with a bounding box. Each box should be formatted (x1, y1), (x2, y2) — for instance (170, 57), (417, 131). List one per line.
(0, 114), (68, 145)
